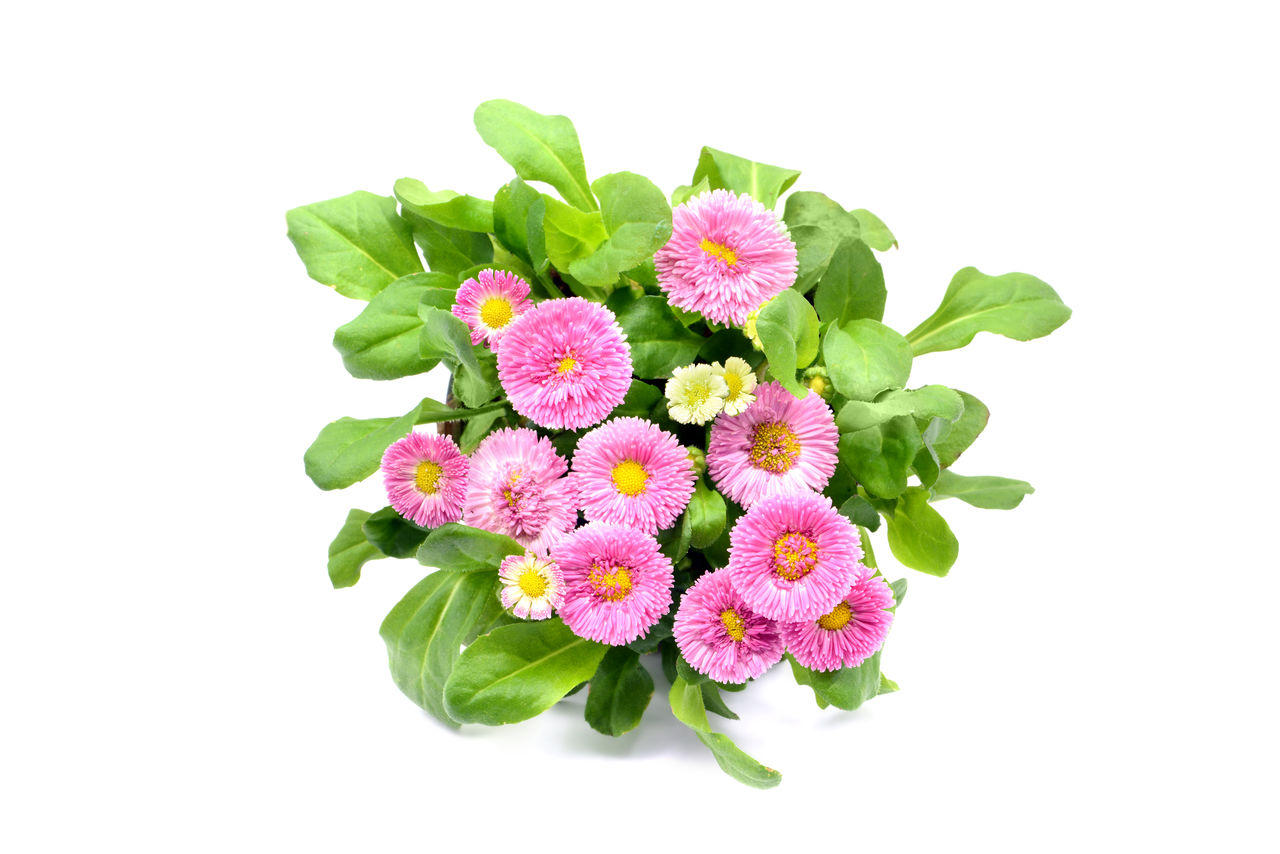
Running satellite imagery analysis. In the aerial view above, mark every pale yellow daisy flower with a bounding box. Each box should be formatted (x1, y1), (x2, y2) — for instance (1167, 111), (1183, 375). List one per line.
(711, 357), (758, 416)
(666, 363), (728, 425)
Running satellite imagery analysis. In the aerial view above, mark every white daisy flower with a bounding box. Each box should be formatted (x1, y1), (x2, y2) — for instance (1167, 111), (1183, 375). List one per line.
(666, 363), (728, 425)
(498, 553), (565, 620)
(711, 357), (758, 416)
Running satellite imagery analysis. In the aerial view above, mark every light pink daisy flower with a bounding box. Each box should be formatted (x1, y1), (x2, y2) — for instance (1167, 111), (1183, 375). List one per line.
(654, 189), (798, 326)
(726, 491), (865, 623)
(707, 381), (839, 508)
(553, 522), (674, 646)
(783, 573), (895, 672)
(496, 297), (633, 430)
(451, 268), (533, 350)
(571, 417), (696, 535)
(380, 432), (469, 528)
(673, 569), (785, 684)
(498, 553), (565, 620)
(463, 427), (577, 554)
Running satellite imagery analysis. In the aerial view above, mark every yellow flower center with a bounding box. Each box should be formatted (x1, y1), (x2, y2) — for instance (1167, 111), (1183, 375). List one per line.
(700, 237), (738, 266)
(517, 567), (548, 599)
(589, 561), (633, 601)
(414, 460), (443, 494)
(772, 531), (820, 581)
(556, 356), (577, 374)
(724, 370), (743, 400)
(817, 601), (853, 631)
(720, 609), (747, 642)
(479, 297), (514, 329)
(611, 459), (649, 496)
(748, 421), (801, 473)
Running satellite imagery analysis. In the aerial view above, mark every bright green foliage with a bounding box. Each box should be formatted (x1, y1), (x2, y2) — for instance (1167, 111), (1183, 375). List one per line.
(850, 209), (897, 250)
(668, 677), (782, 788)
(333, 273), (454, 380)
(692, 146), (800, 209)
(568, 172), (672, 289)
(822, 318), (913, 402)
(837, 385), (964, 433)
(380, 570), (500, 726)
(394, 178), (494, 232)
(757, 289), (820, 397)
(287, 191), (423, 300)
(789, 651), (885, 711)
(327, 509), (384, 588)
(362, 507), (428, 559)
(885, 487), (960, 576)
(685, 480), (727, 549)
(907, 267), (1072, 355)
(541, 196), (609, 285)
(927, 390), (989, 468)
(607, 292), (703, 378)
(838, 417), (922, 499)
(933, 471), (1035, 509)
(406, 213), (493, 276)
(813, 238), (886, 325)
(670, 175), (710, 206)
(474, 99), (597, 211)
(443, 619), (607, 725)
(416, 523), (524, 572)
(585, 647), (654, 736)
(418, 307), (495, 408)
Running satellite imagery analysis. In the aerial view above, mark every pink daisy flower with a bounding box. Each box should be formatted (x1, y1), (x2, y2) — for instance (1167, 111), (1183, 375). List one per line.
(783, 573), (895, 672)
(707, 381), (839, 508)
(498, 553), (566, 620)
(553, 522), (674, 646)
(726, 491), (865, 623)
(380, 431), (469, 528)
(451, 268), (533, 350)
(496, 297), (632, 430)
(463, 427), (577, 554)
(673, 569), (785, 684)
(654, 189), (798, 326)
(571, 417), (696, 535)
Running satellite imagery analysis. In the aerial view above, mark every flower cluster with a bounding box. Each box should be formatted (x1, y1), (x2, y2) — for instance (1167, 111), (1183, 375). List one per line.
(665, 357), (757, 424)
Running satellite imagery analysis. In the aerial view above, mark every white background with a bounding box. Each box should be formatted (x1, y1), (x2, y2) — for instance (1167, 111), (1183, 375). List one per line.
(3, 1), (1277, 850)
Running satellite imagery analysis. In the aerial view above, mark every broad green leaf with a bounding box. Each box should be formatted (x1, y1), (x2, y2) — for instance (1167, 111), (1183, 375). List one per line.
(607, 291), (702, 378)
(788, 651), (884, 711)
(907, 267), (1071, 356)
(838, 494), (881, 531)
(568, 172), (672, 288)
(668, 678), (781, 788)
(932, 471), (1034, 510)
(889, 577), (907, 608)
(333, 273), (455, 380)
(417, 523), (524, 572)
(584, 647), (654, 736)
(492, 178), (555, 295)
(928, 391), (989, 468)
(610, 379), (665, 420)
(837, 385), (964, 433)
(668, 676), (709, 730)
(304, 398), (505, 490)
(885, 486), (959, 576)
(692, 146), (800, 209)
(404, 212), (493, 276)
(822, 318), (913, 402)
(757, 289), (820, 397)
(380, 570), (499, 726)
(541, 196), (609, 276)
(859, 526), (879, 569)
(327, 509), (383, 588)
(657, 510), (692, 564)
(675, 654), (710, 686)
(670, 175), (710, 206)
(443, 618), (608, 725)
(418, 307), (494, 408)
(838, 416), (922, 499)
(394, 178), (494, 232)
(782, 192), (861, 292)
(701, 683), (739, 720)
(459, 406), (507, 454)
(813, 238), (886, 325)
(474, 99), (596, 211)
(878, 673), (900, 694)
(850, 209), (897, 250)
(686, 479), (727, 549)
(790, 225), (840, 294)
(287, 191), (422, 300)
(913, 440), (941, 489)
(362, 506), (428, 559)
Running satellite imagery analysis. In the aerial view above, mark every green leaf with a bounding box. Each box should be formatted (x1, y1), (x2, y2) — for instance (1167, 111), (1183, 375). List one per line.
(610, 379), (665, 420)
(394, 178), (494, 232)
(380, 570), (499, 726)
(405, 213), (493, 276)
(850, 209), (897, 250)
(443, 618), (608, 725)
(889, 577), (908, 608)
(698, 328), (765, 370)
(668, 676), (709, 730)
(332, 273), (454, 380)
(813, 238), (886, 325)
(859, 527), (880, 569)
(327, 509), (384, 588)
(928, 391), (990, 468)
(822, 318), (913, 402)
(473, 99), (596, 211)
(885, 486), (959, 576)
(304, 398), (504, 491)
(692, 147), (800, 209)
(492, 178), (555, 295)
(757, 289), (820, 397)
(932, 470), (1035, 510)
(567, 172), (672, 289)
(657, 510), (692, 564)
(459, 406), (507, 454)
(838, 494), (881, 531)
(667, 677), (781, 788)
(788, 651), (884, 711)
(878, 673), (900, 694)
(701, 683), (739, 720)
(418, 307), (495, 408)
(837, 385), (964, 433)
(362, 507), (428, 559)
(417, 523), (524, 572)
(541, 196), (609, 279)
(607, 292), (702, 378)
(585, 647), (654, 736)
(906, 267), (1072, 356)
(838, 416), (922, 499)
(686, 479), (727, 549)
(286, 191), (423, 300)
(675, 654), (710, 686)
(782, 192), (861, 292)
(670, 175), (710, 206)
